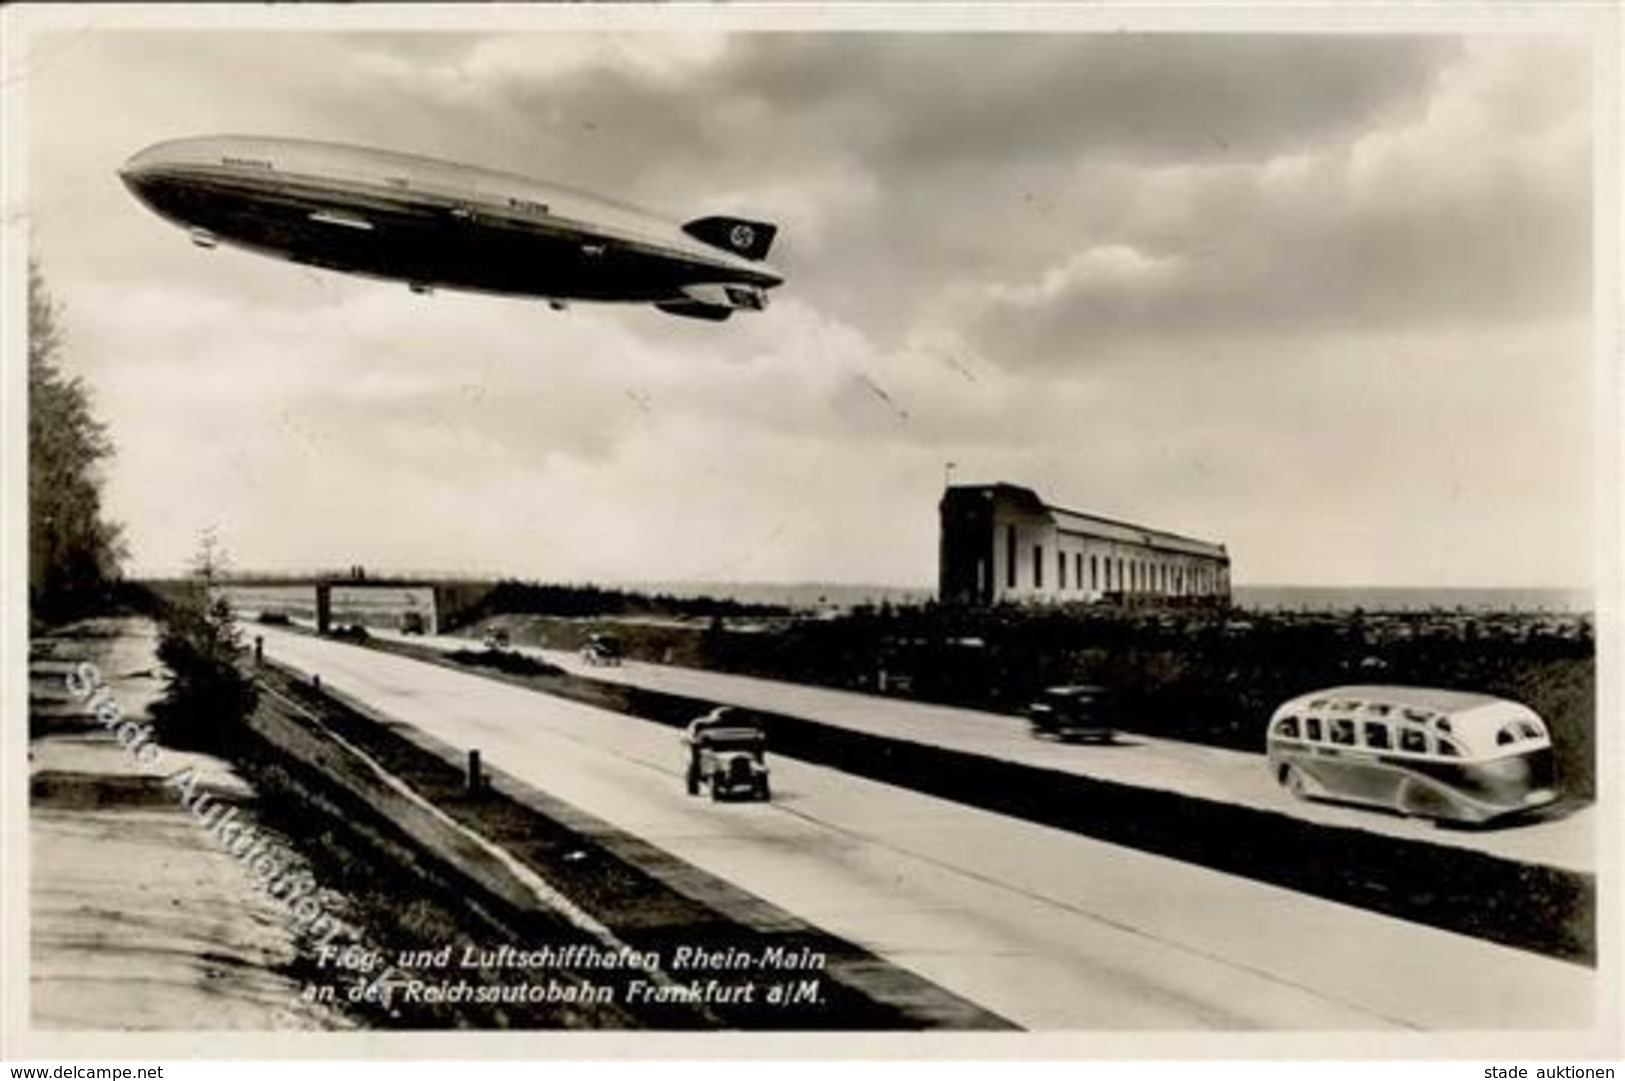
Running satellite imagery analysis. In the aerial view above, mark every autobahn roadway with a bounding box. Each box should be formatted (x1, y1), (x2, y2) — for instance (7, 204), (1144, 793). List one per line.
(256, 626), (1595, 1031)
(382, 626), (1594, 875)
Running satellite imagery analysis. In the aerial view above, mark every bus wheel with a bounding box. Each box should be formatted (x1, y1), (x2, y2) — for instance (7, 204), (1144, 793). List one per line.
(1397, 779), (1443, 820)
(1280, 764), (1309, 798)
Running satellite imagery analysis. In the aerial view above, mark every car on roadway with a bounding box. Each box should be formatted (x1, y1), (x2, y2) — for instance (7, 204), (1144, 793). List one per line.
(681, 707), (770, 801)
(1025, 684), (1116, 744)
(581, 633), (624, 667)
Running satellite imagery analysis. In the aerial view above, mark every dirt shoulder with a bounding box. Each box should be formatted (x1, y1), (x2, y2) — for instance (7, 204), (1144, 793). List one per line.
(28, 618), (346, 1031)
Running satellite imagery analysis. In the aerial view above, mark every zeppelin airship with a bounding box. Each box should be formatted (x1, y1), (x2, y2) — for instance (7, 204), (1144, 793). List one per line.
(118, 135), (783, 321)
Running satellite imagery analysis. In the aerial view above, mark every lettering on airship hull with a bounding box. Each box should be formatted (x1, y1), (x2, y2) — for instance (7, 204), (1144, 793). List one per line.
(120, 135), (783, 322)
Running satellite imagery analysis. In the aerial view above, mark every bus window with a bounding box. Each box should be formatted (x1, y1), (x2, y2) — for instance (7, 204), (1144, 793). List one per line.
(1437, 738), (1463, 758)
(1363, 722), (1392, 749)
(1330, 700), (1359, 713)
(1399, 727), (1427, 754)
(1366, 703), (1392, 717)
(1329, 718), (1356, 746)
(1496, 727), (1516, 746)
(1275, 716), (1300, 739)
(1305, 717), (1323, 742)
(1517, 721), (1543, 740)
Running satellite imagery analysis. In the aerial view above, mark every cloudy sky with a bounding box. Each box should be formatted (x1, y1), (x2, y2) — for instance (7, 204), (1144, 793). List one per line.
(18, 16), (1598, 589)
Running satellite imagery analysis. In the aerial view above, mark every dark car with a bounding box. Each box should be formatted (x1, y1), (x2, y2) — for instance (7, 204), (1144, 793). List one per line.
(1025, 685), (1115, 743)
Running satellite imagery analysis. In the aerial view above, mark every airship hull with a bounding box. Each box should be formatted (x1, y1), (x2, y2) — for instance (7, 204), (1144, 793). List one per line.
(119, 136), (783, 318)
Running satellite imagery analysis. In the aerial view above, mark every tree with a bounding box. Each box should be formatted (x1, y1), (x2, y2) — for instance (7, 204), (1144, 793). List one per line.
(152, 529), (258, 749)
(29, 260), (125, 621)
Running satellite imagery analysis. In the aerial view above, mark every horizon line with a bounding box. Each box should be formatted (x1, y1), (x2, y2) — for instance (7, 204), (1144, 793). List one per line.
(121, 569), (1594, 596)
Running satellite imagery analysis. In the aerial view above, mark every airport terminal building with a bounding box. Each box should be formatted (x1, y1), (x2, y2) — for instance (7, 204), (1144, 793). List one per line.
(939, 483), (1231, 606)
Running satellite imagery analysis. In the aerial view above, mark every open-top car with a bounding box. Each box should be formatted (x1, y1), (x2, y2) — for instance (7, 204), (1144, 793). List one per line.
(1025, 684), (1116, 743)
(681, 708), (770, 801)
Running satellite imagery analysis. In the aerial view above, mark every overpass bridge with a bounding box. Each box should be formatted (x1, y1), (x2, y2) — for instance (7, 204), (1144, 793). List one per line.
(211, 575), (494, 635)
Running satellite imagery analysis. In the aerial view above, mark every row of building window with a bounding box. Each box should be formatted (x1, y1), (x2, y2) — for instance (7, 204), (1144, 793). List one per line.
(1003, 526), (1222, 596)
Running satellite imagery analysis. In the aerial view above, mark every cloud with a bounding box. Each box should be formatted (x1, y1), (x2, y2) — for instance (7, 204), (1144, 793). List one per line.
(22, 27), (1597, 587)
(943, 37), (1591, 366)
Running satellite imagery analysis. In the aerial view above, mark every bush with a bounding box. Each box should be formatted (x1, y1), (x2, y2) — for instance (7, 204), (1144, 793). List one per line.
(151, 536), (258, 750)
(451, 579), (788, 628)
(446, 648), (563, 678)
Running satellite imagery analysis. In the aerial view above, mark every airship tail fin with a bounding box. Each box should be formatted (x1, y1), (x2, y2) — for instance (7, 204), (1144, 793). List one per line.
(682, 216), (778, 261)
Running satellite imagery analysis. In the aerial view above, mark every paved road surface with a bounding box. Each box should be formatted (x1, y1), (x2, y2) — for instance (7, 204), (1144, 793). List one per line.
(367, 627), (1594, 874)
(258, 627), (1593, 1031)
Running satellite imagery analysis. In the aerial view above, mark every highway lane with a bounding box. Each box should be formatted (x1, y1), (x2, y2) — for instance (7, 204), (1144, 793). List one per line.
(257, 626), (1594, 1031)
(372, 627), (1593, 874)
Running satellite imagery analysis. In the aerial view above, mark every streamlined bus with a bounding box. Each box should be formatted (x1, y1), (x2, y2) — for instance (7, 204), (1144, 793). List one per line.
(1266, 685), (1558, 824)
